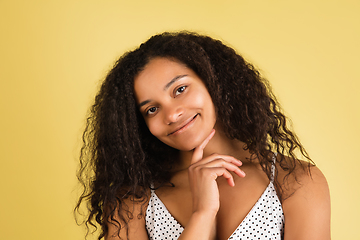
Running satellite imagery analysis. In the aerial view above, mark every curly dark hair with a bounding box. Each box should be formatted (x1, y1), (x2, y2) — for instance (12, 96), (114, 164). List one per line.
(75, 31), (313, 239)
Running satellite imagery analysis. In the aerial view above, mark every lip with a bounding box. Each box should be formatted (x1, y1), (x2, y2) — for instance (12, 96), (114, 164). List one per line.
(168, 114), (199, 136)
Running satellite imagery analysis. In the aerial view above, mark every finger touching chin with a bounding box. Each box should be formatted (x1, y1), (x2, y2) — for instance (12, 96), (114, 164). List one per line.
(161, 130), (213, 151)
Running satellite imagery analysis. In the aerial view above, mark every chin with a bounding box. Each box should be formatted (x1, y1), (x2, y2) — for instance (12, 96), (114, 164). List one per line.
(162, 130), (212, 152)
(159, 140), (193, 151)
(172, 144), (197, 152)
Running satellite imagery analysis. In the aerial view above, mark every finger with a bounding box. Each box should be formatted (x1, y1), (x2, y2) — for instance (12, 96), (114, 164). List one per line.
(191, 129), (215, 164)
(207, 167), (236, 187)
(194, 154), (243, 167)
(199, 159), (246, 178)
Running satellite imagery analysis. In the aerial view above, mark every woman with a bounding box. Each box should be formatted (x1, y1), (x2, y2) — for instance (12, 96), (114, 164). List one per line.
(76, 32), (331, 240)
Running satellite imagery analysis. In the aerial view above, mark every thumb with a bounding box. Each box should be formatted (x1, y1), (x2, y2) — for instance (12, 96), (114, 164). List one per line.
(191, 129), (215, 164)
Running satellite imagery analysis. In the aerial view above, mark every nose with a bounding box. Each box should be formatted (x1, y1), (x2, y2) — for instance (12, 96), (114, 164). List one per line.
(164, 105), (184, 125)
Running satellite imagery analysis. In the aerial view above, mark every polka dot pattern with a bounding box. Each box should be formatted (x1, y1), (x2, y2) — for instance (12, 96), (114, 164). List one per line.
(145, 182), (284, 239)
(228, 182), (284, 240)
(145, 190), (184, 239)
(145, 154), (284, 239)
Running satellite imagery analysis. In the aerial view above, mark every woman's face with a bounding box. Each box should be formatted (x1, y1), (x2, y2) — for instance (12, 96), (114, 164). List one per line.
(134, 57), (216, 151)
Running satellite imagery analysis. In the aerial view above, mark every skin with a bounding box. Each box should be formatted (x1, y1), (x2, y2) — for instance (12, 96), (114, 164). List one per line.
(134, 57), (217, 151)
(106, 58), (331, 240)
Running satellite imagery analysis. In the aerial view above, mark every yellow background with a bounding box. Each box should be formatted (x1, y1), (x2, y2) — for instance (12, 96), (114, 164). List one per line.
(1, 0), (359, 239)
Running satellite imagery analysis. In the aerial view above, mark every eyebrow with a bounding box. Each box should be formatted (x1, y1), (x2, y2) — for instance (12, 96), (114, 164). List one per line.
(139, 99), (151, 108)
(164, 74), (188, 91)
(138, 74), (188, 108)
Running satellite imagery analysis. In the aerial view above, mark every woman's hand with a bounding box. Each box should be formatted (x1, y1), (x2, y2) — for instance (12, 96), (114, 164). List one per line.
(188, 129), (246, 215)
(178, 129), (246, 240)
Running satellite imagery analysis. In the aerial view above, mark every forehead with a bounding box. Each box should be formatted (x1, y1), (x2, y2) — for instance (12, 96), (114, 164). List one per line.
(134, 58), (191, 95)
(135, 58), (188, 83)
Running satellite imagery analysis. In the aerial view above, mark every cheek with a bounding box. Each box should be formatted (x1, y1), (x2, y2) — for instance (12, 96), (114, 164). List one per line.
(146, 118), (163, 138)
(190, 91), (216, 117)
(184, 90), (207, 108)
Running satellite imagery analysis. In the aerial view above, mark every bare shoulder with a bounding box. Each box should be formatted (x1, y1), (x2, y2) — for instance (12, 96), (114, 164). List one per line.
(105, 191), (150, 240)
(277, 159), (331, 240)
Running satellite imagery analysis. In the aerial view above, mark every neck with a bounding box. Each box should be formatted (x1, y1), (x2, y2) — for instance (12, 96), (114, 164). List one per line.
(175, 127), (253, 172)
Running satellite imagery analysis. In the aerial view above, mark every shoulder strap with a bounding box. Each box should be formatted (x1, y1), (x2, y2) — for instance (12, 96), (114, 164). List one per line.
(271, 152), (277, 182)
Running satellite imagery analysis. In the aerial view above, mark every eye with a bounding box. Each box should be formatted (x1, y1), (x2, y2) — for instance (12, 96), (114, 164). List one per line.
(146, 106), (158, 115)
(174, 86), (187, 96)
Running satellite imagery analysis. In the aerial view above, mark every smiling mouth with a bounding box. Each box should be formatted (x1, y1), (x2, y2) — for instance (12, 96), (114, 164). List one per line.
(168, 114), (199, 136)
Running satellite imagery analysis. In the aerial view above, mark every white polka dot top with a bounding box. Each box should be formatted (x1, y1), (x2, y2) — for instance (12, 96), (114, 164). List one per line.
(145, 157), (284, 239)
